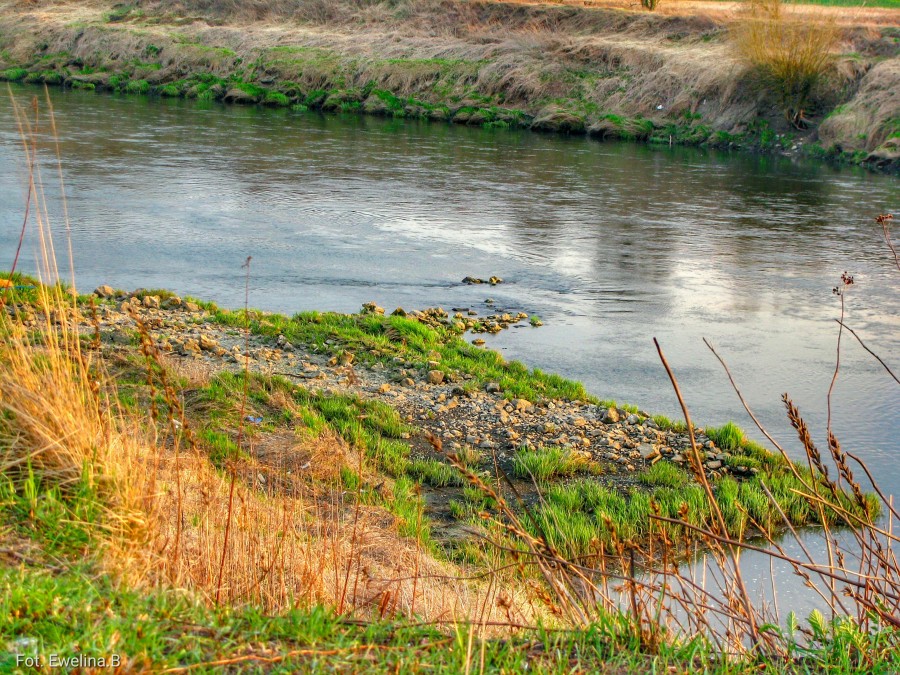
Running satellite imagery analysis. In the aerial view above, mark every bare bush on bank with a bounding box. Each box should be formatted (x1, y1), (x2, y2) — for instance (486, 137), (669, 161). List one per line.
(732, 0), (840, 128)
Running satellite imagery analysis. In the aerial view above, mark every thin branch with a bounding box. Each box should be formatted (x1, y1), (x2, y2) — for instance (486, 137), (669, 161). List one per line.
(835, 320), (899, 386)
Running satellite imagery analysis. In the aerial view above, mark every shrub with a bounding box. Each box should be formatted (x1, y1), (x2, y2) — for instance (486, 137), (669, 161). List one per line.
(732, 0), (838, 127)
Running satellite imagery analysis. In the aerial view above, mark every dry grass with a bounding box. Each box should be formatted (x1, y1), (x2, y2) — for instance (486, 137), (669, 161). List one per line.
(0, 92), (540, 631)
(731, 0), (840, 127)
(3, 0), (895, 155)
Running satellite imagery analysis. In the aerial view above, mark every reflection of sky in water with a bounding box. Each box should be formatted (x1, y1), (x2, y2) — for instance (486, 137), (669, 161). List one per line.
(1, 86), (898, 614)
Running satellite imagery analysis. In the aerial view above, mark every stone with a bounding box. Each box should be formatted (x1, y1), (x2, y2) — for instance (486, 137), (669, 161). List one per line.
(602, 407), (620, 424)
(184, 302), (201, 313)
(400, 377), (415, 387)
(163, 296), (182, 309)
(233, 353), (253, 366)
(513, 399), (534, 414)
(361, 302), (385, 315)
(625, 414), (640, 425)
(485, 382), (501, 394)
(706, 460), (723, 470)
(181, 339), (201, 354)
(94, 284), (115, 298)
(426, 370), (445, 385)
(472, 338), (486, 346)
(462, 276), (483, 284)
(198, 334), (218, 351)
(638, 443), (660, 460)
(391, 307), (407, 317)
(488, 276), (503, 285)
(378, 383), (392, 394)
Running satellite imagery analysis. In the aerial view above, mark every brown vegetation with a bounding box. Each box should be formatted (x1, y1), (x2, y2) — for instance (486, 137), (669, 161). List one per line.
(0, 0), (896, 163)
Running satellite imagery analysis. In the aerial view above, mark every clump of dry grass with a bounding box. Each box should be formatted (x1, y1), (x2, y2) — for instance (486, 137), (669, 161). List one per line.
(0, 91), (540, 630)
(732, 0), (840, 127)
(0, 97), (156, 580)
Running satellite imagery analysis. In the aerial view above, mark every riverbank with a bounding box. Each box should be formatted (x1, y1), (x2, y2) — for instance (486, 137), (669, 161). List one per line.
(0, 0), (898, 170)
(2, 272), (895, 672)
(6, 276), (873, 549)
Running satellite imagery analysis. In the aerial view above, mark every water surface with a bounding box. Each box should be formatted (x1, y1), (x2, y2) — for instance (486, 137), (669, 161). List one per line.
(1, 85), (897, 507)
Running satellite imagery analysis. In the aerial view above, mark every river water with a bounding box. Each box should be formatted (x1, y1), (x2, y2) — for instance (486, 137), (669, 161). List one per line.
(1, 85), (898, 615)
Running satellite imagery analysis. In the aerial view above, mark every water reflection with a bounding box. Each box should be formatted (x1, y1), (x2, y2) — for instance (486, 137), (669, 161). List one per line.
(0, 83), (897, 508)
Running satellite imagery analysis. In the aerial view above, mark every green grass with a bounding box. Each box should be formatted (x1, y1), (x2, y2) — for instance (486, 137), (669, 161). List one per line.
(651, 414), (687, 433)
(209, 308), (595, 403)
(512, 446), (601, 481)
(451, 445), (483, 473)
(3, 544), (896, 673)
(264, 90), (291, 106)
(524, 461), (877, 557)
(0, 67), (28, 81)
(706, 421), (745, 452)
(124, 79), (151, 94)
(599, 399), (641, 415)
(0, 560), (752, 673)
(638, 461), (691, 489)
(407, 458), (464, 487)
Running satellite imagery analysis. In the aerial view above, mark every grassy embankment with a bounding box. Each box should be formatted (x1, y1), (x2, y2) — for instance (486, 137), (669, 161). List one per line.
(0, 0), (897, 167)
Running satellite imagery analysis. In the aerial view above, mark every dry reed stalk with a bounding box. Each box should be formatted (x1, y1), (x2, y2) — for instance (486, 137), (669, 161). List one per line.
(1, 92), (158, 581)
